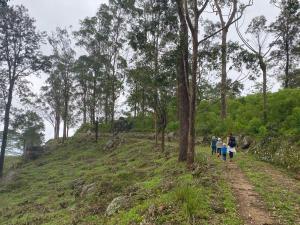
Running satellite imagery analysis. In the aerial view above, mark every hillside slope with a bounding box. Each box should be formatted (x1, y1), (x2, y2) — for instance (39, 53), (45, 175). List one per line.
(0, 135), (299, 225)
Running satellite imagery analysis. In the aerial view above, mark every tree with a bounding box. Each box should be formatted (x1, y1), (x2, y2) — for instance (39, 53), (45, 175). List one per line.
(270, 0), (300, 88)
(38, 71), (63, 140)
(127, 0), (178, 151)
(213, 0), (253, 119)
(236, 16), (274, 122)
(0, 5), (43, 177)
(12, 111), (45, 150)
(74, 2), (127, 129)
(48, 27), (75, 142)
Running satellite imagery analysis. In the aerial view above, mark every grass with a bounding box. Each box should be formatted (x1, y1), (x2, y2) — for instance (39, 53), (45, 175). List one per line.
(236, 152), (300, 225)
(0, 134), (244, 225)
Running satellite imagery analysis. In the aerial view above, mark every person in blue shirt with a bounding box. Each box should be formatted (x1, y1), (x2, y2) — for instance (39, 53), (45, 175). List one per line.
(211, 136), (217, 155)
(221, 143), (227, 161)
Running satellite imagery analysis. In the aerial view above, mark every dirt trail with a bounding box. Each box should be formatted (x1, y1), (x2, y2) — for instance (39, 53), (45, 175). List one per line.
(225, 162), (276, 225)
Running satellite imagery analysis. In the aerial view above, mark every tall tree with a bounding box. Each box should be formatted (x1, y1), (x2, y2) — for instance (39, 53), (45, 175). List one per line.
(48, 27), (75, 142)
(38, 71), (63, 140)
(270, 0), (300, 88)
(0, 5), (43, 176)
(236, 16), (274, 122)
(213, 0), (252, 119)
(127, 0), (178, 150)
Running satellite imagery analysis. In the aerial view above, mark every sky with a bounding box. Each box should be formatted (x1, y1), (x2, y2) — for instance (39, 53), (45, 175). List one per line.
(8, 0), (281, 142)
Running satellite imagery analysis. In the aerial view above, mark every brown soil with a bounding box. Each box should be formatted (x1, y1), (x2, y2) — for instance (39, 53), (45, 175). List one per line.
(225, 162), (276, 225)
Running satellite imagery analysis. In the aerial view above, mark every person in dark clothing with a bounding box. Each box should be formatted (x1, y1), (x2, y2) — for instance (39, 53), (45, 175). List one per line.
(211, 136), (217, 155)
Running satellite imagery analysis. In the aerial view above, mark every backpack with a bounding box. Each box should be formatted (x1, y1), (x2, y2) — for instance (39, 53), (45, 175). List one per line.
(228, 136), (236, 147)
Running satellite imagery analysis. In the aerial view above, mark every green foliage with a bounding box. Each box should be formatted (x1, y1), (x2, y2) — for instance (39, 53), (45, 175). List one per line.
(12, 111), (45, 148)
(74, 123), (94, 134)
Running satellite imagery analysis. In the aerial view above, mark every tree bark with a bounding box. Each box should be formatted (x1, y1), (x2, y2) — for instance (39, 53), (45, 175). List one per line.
(259, 56), (267, 123)
(220, 29), (228, 119)
(54, 110), (60, 139)
(284, 38), (290, 88)
(0, 80), (14, 177)
(176, 0), (189, 162)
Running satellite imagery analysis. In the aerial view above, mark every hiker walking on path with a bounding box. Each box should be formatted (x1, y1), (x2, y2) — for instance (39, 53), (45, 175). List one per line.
(216, 137), (222, 158)
(211, 136), (217, 155)
(227, 133), (237, 161)
(221, 143), (227, 161)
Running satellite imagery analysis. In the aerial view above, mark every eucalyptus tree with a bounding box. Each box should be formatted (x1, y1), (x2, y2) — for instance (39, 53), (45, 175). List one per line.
(270, 0), (300, 88)
(38, 71), (63, 140)
(75, 2), (127, 128)
(73, 55), (93, 125)
(236, 16), (274, 122)
(212, 0), (253, 119)
(127, 0), (178, 150)
(0, 5), (44, 176)
(48, 27), (75, 142)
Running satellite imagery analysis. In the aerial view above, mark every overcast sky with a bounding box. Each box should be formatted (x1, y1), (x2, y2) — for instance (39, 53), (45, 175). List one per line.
(9, 0), (280, 141)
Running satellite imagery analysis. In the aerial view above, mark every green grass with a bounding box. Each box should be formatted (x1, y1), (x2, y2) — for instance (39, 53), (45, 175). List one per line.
(0, 135), (243, 225)
(237, 152), (300, 225)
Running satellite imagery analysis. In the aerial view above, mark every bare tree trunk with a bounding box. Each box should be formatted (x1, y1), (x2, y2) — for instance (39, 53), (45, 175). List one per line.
(161, 126), (165, 152)
(176, 0), (189, 162)
(83, 93), (87, 124)
(284, 39), (290, 88)
(63, 86), (69, 142)
(259, 56), (267, 123)
(0, 81), (14, 177)
(54, 111), (60, 139)
(221, 29), (228, 119)
(155, 111), (158, 146)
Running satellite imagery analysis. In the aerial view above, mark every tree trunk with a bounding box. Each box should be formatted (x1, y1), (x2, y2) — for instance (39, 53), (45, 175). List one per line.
(176, 0), (189, 162)
(187, 25), (198, 167)
(63, 89), (68, 142)
(0, 81), (14, 177)
(54, 111), (60, 139)
(83, 93), (87, 124)
(155, 111), (158, 146)
(259, 56), (267, 123)
(161, 126), (165, 152)
(220, 29), (228, 119)
(284, 38), (290, 88)
(92, 75), (96, 125)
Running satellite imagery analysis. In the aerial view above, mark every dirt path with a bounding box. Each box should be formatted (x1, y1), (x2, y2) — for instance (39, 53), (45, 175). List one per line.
(225, 162), (276, 225)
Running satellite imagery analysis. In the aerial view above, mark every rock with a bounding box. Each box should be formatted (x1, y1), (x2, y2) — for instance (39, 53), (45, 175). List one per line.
(241, 136), (253, 149)
(104, 135), (125, 151)
(59, 201), (68, 209)
(167, 132), (176, 142)
(106, 196), (128, 216)
(80, 183), (96, 197)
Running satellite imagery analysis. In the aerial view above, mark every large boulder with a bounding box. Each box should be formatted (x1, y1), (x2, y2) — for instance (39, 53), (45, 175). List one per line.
(106, 196), (128, 216)
(104, 135), (125, 151)
(241, 136), (253, 149)
(167, 132), (177, 142)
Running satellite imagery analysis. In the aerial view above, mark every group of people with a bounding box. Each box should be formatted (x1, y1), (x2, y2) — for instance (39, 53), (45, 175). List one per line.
(211, 133), (237, 161)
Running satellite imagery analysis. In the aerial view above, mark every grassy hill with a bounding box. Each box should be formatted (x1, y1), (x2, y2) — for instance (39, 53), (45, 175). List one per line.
(0, 134), (299, 225)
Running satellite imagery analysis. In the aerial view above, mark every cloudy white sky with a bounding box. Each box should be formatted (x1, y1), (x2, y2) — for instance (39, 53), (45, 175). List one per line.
(8, 0), (281, 141)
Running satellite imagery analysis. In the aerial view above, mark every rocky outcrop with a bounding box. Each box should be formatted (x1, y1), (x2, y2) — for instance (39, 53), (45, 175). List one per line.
(104, 135), (125, 151)
(106, 196), (128, 216)
(241, 136), (253, 149)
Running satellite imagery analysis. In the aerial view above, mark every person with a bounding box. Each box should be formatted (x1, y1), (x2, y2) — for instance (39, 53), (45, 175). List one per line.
(211, 136), (217, 155)
(221, 143), (227, 161)
(216, 137), (222, 157)
(227, 133), (237, 161)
